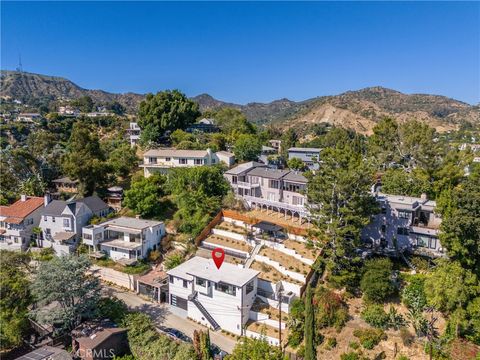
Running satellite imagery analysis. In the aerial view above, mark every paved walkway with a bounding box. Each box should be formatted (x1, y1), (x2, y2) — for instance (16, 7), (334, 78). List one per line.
(245, 243), (262, 268)
(103, 286), (237, 353)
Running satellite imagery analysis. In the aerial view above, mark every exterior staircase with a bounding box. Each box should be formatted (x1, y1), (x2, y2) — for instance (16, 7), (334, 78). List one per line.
(188, 291), (220, 331)
(245, 243), (262, 269)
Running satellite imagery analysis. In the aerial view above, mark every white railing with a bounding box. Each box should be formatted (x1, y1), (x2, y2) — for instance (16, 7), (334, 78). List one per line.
(243, 195), (309, 216)
(237, 181), (260, 188)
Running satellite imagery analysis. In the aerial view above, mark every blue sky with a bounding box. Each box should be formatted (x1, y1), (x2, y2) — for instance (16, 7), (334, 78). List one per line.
(1, 1), (479, 104)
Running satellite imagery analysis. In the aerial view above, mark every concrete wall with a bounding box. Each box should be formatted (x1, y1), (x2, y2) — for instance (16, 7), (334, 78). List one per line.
(211, 228), (246, 242)
(91, 265), (137, 291)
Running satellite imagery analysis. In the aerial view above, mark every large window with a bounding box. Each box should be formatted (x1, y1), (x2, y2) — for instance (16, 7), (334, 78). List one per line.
(292, 196), (304, 206)
(63, 218), (70, 228)
(196, 277), (207, 287)
(183, 280), (188, 288)
(397, 210), (411, 219)
(268, 180), (279, 189)
(397, 227), (409, 236)
(194, 159), (203, 165)
(216, 282), (236, 296)
(179, 158), (188, 164)
(246, 280), (254, 294)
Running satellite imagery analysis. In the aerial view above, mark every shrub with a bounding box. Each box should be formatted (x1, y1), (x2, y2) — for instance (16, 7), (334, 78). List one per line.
(148, 249), (161, 262)
(360, 258), (395, 303)
(96, 297), (129, 324)
(353, 328), (387, 350)
(397, 355), (410, 360)
(410, 256), (430, 271)
(349, 341), (360, 350)
(325, 337), (337, 350)
(314, 286), (349, 331)
(401, 276), (427, 312)
(361, 304), (389, 329)
(164, 252), (185, 270)
(340, 352), (362, 360)
(386, 306), (406, 330)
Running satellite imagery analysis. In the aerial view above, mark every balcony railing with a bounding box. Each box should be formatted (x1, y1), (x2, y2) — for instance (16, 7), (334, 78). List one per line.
(236, 181), (260, 188)
(243, 195), (309, 216)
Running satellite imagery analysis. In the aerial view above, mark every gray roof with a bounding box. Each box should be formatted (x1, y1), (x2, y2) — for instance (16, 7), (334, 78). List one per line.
(167, 256), (259, 287)
(225, 161), (266, 175)
(283, 171), (308, 183)
(100, 216), (163, 230)
(16, 346), (72, 360)
(43, 200), (68, 216)
(288, 147), (321, 153)
(77, 195), (109, 213)
(246, 167), (290, 180)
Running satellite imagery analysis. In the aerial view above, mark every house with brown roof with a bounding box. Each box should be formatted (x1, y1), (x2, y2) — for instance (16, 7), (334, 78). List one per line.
(0, 195), (45, 251)
(71, 320), (128, 360)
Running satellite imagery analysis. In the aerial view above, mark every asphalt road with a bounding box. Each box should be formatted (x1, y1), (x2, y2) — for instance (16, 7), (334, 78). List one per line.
(103, 286), (237, 353)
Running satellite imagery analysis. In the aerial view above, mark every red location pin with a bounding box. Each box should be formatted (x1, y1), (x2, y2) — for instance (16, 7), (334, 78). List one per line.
(212, 248), (225, 269)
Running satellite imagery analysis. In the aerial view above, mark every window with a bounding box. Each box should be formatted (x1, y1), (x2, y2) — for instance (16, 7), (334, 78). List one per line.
(246, 280), (254, 294)
(212, 159), (216, 164)
(83, 234), (92, 240)
(398, 210), (410, 219)
(45, 228), (51, 235)
(63, 218), (70, 228)
(232, 176), (238, 184)
(194, 159), (203, 165)
(148, 157), (157, 164)
(196, 277), (207, 287)
(292, 196), (304, 206)
(165, 157), (171, 162)
(179, 158), (188, 164)
(417, 236), (428, 248)
(284, 182), (302, 192)
(269, 180), (279, 189)
(169, 276), (174, 284)
(216, 282), (236, 296)
(183, 280), (188, 288)
(44, 216), (47, 221)
(52, 216), (55, 223)
(429, 237), (437, 249)
(397, 227), (409, 236)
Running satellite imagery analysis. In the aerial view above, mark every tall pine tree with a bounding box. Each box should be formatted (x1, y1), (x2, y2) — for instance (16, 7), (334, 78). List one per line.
(304, 285), (316, 360)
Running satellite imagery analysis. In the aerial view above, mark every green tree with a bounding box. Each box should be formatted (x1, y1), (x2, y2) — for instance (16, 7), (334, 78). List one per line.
(360, 258), (395, 303)
(123, 174), (166, 218)
(306, 145), (378, 288)
(31, 255), (101, 333)
(171, 129), (195, 145)
(436, 177), (480, 272)
(304, 285), (316, 360)
(280, 128), (298, 157)
(164, 252), (186, 270)
(233, 134), (262, 162)
(368, 117), (401, 167)
(226, 336), (285, 360)
(381, 168), (431, 197)
(0, 251), (32, 350)
(72, 95), (94, 112)
(424, 260), (479, 314)
(107, 142), (139, 178)
(138, 90), (200, 145)
(212, 107), (255, 137)
(287, 157), (305, 171)
(314, 286), (349, 330)
(287, 298), (305, 347)
(106, 101), (126, 115)
(62, 122), (107, 195)
(401, 276), (427, 312)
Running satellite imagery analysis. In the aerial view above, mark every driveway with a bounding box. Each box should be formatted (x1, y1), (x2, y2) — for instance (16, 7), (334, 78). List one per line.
(103, 286), (237, 353)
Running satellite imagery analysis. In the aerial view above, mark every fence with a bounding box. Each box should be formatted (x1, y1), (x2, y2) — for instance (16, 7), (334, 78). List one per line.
(194, 211), (223, 246)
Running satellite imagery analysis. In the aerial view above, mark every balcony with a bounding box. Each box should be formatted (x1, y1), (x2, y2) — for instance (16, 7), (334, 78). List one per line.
(236, 181), (260, 189)
(243, 195), (309, 216)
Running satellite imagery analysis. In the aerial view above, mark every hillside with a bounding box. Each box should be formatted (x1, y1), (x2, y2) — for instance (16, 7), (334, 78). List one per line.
(1, 70), (478, 134)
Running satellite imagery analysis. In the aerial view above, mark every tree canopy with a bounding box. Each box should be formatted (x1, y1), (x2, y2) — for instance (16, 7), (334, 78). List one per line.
(233, 134), (262, 162)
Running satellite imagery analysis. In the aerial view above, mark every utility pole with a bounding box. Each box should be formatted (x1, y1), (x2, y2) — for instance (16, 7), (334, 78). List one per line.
(276, 281), (284, 351)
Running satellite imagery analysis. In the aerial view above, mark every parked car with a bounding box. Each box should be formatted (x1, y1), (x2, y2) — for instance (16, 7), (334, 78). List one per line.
(160, 327), (192, 343)
(211, 344), (228, 359)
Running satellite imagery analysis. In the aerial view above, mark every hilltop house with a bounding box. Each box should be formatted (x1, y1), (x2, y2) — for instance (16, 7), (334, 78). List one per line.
(127, 122), (141, 147)
(224, 162), (309, 222)
(288, 147), (321, 170)
(141, 148), (227, 177)
(0, 195), (45, 251)
(185, 118), (220, 133)
(167, 256), (259, 335)
(39, 196), (110, 255)
(82, 217), (165, 263)
(361, 190), (444, 257)
(52, 177), (79, 195)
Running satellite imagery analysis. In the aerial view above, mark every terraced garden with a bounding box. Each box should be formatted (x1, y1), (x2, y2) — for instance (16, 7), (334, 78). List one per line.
(259, 247), (310, 275)
(283, 239), (319, 261)
(204, 235), (252, 253)
(250, 261), (303, 285)
(216, 221), (248, 235)
(246, 320), (287, 343)
(251, 298), (289, 322)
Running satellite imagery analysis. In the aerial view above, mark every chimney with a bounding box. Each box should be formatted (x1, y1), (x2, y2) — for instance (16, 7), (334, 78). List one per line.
(44, 193), (51, 207)
(20, 194), (27, 202)
(420, 193), (428, 201)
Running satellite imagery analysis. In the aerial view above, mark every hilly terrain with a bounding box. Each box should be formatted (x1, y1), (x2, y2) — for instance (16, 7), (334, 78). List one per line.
(1, 70), (478, 134)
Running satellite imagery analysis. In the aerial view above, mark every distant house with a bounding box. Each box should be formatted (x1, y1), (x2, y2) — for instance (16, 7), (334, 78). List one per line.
(0, 195), (45, 251)
(259, 145), (278, 165)
(362, 190), (444, 258)
(52, 177), (79, 195)
(16, 113), (41, 122)
(167, 256), (259, 335)
(216, 151), (235, 167)
(72, 320), (128, 360)
(86, 111), (113, 117)
(141, 148), (226, 176)
(288, 147), (321, 170)
(268, 139), (282, 153)
(459, 143), (480, 152)
(126, 122), (141, 147)
(82, 216), (165, 264)
(224, 162), (309, 221)
(105, 186), (123, 211)
(58, 105), (80, 117)
(186, 118), (219, 133)
(39, 195), (110, 255)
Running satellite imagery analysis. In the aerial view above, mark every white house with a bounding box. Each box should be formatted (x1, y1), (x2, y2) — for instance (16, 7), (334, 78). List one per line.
(288, 147), (321, 170)
(167, 256), (259, 335)
(82, 217), (165, 263)
(58, 105), (80, 117)
(39, 196), (110, 255)
(16, 113), (41, 123)
(216, 151), (235, 167)
(141, 148), (225, 176)
(126, 122), (141, 147)
(0, 195), (45, 251)
(361, 190), (444, 257)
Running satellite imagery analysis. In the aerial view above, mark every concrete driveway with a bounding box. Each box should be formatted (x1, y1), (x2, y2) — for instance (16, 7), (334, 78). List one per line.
(103, 286), (237, 353)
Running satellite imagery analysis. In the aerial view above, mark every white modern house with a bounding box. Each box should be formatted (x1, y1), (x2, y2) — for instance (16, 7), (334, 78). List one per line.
(0, 195), (45, 251)
(127, 122), (141, 147)
(39, 195), (110, 255)
(361, 190), (444, 257)
(288, 147), (321, 170)
(82, 217), (165, 263)
(141, 148), (225, 177)
(167, 256), (259, 335)
(224, 162), (309, 221)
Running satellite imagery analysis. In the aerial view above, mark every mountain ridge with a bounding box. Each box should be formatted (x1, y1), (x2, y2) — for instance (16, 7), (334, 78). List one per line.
(1, 70), (478, 134)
